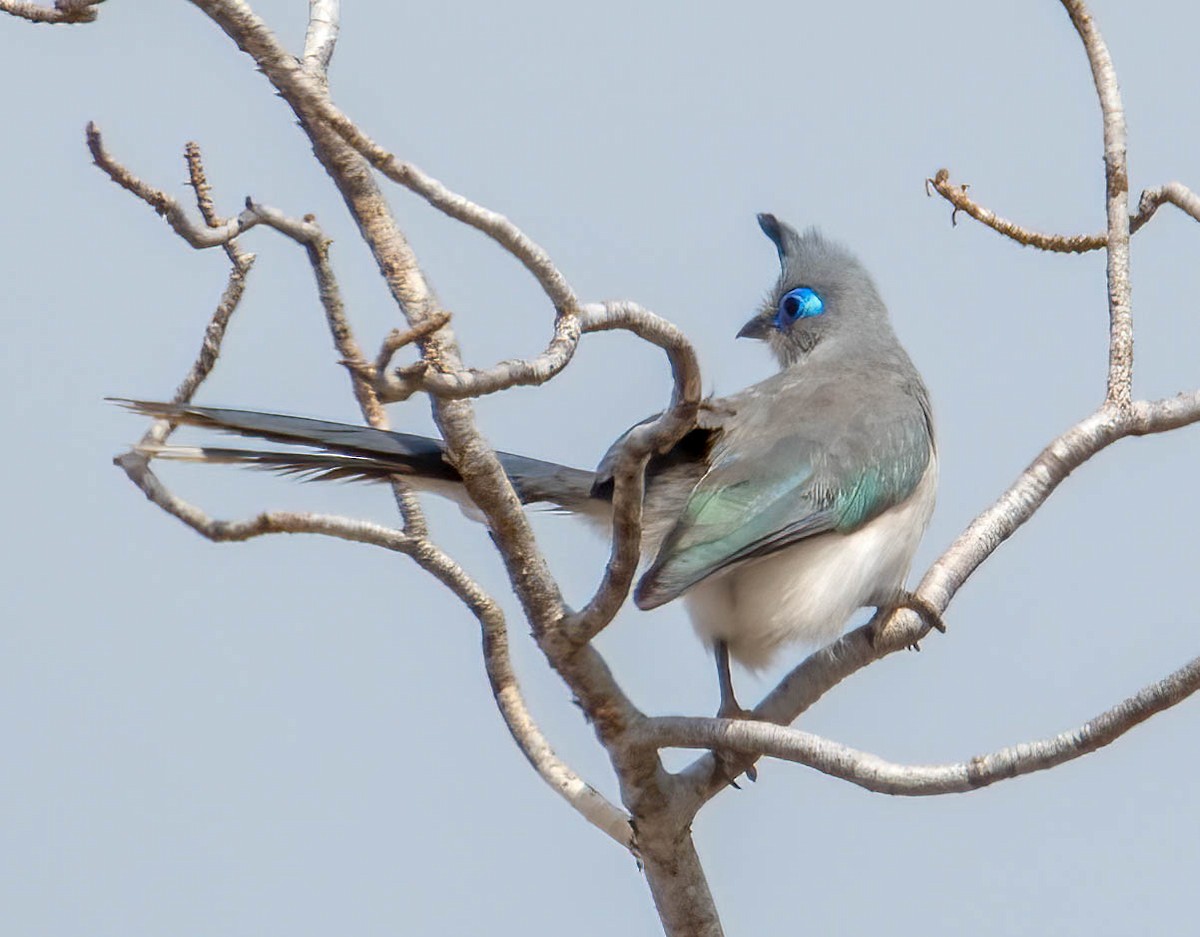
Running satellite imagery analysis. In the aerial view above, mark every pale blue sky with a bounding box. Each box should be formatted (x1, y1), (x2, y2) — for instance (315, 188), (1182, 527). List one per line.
(4, 2), (1199, 934)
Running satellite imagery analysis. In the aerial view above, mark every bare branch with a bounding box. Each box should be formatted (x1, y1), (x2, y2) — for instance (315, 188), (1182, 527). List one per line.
(94, 126), (385, 429)
(455, 558), (636, 851)
(187, 0), (578, 315)
(931, 2), (1173, 409)
(237, 203), (426, 528)
(135, 147), (257, 450)
(136, 255), (256, 450)
(914, 390), (1198, 634)
(371, 295), (702, 420)
(641, 650), (1200, 796)
(927, 169), (1109, 252)
(184, 142), (223, 227)
(917, 407), (1117, 618)
(168, 3), (666, 872)
(565, 301), (703, 643)
(116, 450), (415, 549)
(183, 0), (599, 650)
(88, 123), (245, 248)
(114, 448), (633, 847)
(372, 310), (452, 381)
(169, 143), (255, 407)
(302, 0), (339, 76)
(184, 140), (250, 270)
(1060, 0), (1132, 405)
(1135, 181), (1200, 228)
(0, 0), (101, 24)
(253, 201), (386, 426)
(928, 169), (1200, 253)
(1129, 389), (1200, 434)
(373, 311), (582, 403)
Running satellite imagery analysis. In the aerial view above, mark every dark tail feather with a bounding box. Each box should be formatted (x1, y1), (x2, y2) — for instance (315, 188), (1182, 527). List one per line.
(112, 400), (601, 509)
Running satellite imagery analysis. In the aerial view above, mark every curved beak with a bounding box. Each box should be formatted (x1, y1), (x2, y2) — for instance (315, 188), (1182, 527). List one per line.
(737, 314), (771, 340)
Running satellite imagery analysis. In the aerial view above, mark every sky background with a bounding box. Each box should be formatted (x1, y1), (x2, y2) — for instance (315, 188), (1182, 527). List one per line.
(4, 1), (1200, 934)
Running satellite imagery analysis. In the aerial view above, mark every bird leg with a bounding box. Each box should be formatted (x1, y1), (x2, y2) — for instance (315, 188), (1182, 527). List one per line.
(713, 640), (758, 786)
(870, 591), (947, 650)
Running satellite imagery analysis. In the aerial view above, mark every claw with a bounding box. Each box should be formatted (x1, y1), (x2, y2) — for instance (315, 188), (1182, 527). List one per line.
(870, 592), (947, 649)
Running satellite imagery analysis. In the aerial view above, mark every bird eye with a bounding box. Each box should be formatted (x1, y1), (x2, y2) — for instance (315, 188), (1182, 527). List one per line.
(775, 287), (824, 328)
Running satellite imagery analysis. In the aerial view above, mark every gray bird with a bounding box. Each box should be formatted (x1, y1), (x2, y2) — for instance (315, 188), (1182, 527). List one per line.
(118, 214), (939, 726)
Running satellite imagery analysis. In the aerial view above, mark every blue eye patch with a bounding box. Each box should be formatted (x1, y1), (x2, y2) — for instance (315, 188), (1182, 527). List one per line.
(775, 286), (824, 329)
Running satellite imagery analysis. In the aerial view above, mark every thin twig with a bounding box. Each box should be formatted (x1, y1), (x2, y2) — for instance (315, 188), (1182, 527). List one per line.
(88, 124), (385, 425)
(184, 140), (249, 268)
(88, 123), (245, 248)
(373, 310), (452, 379)
(927, 169), (1108, 252)
(372, 312), (582, 403)
(136, 146), (258, 450)
(168, 142), (255, 411)
(134, 256), (256, 451)
(928, 169), (1200, 252)
(0, 0), (101, 23)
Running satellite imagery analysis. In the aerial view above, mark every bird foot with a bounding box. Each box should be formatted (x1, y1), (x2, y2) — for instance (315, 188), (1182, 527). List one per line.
(870, 591), (947, 650)
(714, 700), (759, 788)
(711, 639), (758, 787)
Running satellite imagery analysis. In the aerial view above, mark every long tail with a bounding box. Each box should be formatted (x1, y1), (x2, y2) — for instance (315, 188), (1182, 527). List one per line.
(113, 400), (603, 512)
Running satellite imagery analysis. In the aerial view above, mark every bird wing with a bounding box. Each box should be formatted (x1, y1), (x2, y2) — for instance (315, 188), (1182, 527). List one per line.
(633, 384), (933, 609)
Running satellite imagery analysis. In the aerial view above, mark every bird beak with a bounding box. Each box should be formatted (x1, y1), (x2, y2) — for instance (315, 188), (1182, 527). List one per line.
(737, 314), (770, 340)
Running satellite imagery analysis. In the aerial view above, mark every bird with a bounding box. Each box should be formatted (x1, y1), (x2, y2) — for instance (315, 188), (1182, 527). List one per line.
(116, 214), (939, 728)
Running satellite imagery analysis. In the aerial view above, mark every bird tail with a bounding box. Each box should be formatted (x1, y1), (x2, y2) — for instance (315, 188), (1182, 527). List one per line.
(112, 400), (604, 514)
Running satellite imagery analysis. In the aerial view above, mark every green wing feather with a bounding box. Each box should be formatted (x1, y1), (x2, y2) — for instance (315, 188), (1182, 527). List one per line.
(634, 411), (932, 609)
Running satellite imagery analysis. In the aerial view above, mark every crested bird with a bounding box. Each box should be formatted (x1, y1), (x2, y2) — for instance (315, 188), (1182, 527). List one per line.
(117, 214), (939, 735)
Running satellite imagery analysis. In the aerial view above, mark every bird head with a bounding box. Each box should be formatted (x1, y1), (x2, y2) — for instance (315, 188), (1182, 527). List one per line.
(738, 214), (891, 366)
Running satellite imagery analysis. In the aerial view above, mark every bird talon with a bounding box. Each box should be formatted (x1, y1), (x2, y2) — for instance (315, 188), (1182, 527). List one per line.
(714, 749), (757, 789)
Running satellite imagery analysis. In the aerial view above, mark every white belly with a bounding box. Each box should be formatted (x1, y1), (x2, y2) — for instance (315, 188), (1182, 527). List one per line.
(683, 459), (937, 669)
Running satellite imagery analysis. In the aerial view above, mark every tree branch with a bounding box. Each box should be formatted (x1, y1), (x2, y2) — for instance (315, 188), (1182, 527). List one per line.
(145, 256), (254, 441)
(0, 0), (100, 23)
(927, 169), (1108, 252)
(1134, 181), (1200, 228)
(928, 170), (1200, 253)
(135, 145), (255, 451)
(26, 0), (1194, 933)
(302, 0), (338, 76)
(179, 0), (677, 880)
(565, 301), (703, 643)
(184, 140), (250, 269)
(188, 0), (578, 314)
(372, 310), (583, 403)
(1061, 0), (1132, 405)
(88, 123), (245, 248)
(639, 649), (1200, 796)
(115, 450), (633, 847)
